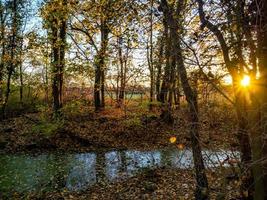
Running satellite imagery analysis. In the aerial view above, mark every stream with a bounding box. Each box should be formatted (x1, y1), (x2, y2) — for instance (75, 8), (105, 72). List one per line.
(0, 148), (239, 194)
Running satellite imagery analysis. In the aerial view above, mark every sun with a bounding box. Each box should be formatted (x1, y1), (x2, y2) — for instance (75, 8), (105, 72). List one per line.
(240, 75), (250, 87)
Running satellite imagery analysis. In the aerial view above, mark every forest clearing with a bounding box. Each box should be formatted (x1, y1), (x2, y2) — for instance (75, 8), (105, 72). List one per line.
(0, 0), (267, 199)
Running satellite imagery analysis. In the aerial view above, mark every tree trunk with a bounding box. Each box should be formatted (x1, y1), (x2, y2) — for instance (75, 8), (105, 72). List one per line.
(159, 15), (169, 103)
(116, 66), (119, 104)
(59, 2), (66, 108)
(19, 59), (23, 103)
(176, 44), (209, 200)
(51, 22), (61, 113)
(249, 88), (265, 200)
(19, 39), (23, 103)
(177, 41), (209, 200)
(174, 72), (180, 108)
(0, 60), (3, 108)
(118, 67), (125, 106)
(148, 0), (154, 105)
(2, 70), (11, 117)
(117, 36), (125, 107)
(168, 41), (176, 108)
(176, 40), (209, 200)
(161, 0), (209, 198)
(155, 36), (164, 102)
(94, 62), (101, 111)
(47, 0), (67, 115)
(232, 3), (255, 194)
(253, 1), (267, 199)
(196, 0), (256, 198)
(100, 69), (105, 108)
(0, 4), (5, 109)
(234, 84), (254, 199)
(94, 19), (109, 111)
(2, 0), (18, 118)
(45, 52), (49, 104)
(49, 0), (67, 115)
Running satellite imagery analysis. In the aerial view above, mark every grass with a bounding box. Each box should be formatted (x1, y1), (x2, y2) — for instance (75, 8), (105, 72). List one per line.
(123, 116), (143, 128)
(31, 119), (63, 137)
(30, 105), (64, 137)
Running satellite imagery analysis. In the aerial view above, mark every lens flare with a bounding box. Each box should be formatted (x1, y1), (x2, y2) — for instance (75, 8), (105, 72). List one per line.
(169, 136), (176, 144)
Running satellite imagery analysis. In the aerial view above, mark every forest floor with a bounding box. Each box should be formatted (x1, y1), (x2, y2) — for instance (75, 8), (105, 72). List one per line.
(0, 101), (238, 154)
(3, 167), (240, 200)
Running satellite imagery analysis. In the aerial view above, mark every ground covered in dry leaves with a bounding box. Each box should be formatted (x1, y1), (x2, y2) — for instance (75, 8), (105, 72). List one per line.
(3, 167), (241, 200)
(0, 101), (238, 153)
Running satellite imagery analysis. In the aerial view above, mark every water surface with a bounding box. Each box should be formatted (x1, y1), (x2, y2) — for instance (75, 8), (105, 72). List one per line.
(0, 148), (239, 194)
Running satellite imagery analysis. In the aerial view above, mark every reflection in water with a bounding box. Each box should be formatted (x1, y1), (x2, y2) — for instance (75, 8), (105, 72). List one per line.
(126, 150), (161, 176)
(66, 153), (96, 191)
(105, 151), (121, 181)
(0, 148), (239, 194)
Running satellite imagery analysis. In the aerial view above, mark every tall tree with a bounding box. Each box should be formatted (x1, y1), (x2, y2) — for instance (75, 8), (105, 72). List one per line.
(71, 0), (138, 111)
(42, 0), (68, 115)
(249, 0), (267, 199)
(155, 33), (164, 102)
(0, 0), (6, 109)
(95, 10), (109, 110)
(1, 0), (24, 117)
(147, 0), (155, 106)
(160, 0), (209, 199)
(116, 34), (130, 107)
(195, 0), (266, 198)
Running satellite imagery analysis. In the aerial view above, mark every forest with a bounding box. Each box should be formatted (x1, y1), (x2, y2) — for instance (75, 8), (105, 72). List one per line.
(0, 0), (266, 199)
